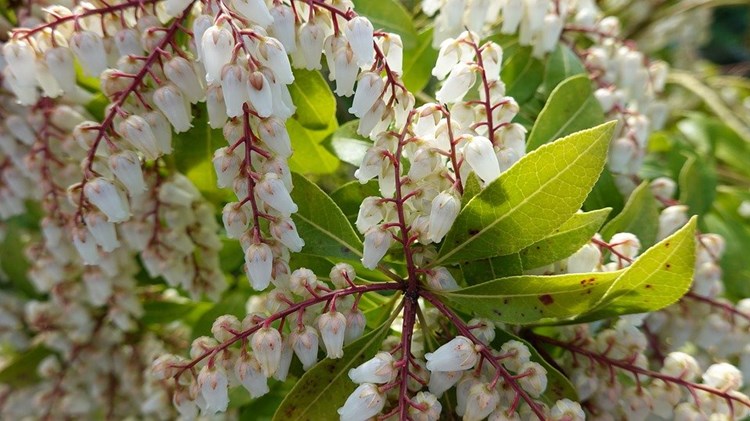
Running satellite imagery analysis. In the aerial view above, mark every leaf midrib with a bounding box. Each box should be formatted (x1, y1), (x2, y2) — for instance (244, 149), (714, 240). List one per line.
(295, 213), (363, 257)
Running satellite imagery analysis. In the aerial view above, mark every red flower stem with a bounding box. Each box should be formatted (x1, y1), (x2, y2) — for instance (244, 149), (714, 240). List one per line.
(397, 296), (418, 419)
(441, 105), (464, 194)
(421, 291), (547, 420)
(73, 8), (193, 224)
(683, 291), (750, 323)
(527, 332), (750, 414)
(464, 40), (497, 145)
(172, 282), (401, 378)
(241, 107), (265, 242)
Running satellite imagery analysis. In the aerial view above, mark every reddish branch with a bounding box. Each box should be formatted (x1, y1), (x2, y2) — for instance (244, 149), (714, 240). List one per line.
(463, 39), (498, 145)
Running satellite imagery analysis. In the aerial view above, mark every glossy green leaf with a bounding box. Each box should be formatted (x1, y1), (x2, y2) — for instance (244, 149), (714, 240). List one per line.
(331, 181), (380, 223)
(0, 347), (51, 387)
(141, 300), (210, 325)
(436, 122), (616, 265)
(402, 28), (439, 92)
(0, 218), (37, 298)
(437, 271), (623, 325)
(273, 317), (392, 420)
(582, 167), (624, 217)
(600, 182), (659, 249)
(527, 75), (605, 151)
(289, 68), (336, 130)
(578, 216), (697, 322)
(288, 119), (340, 175)
(326, 120), (371, 167)
(191, 293), (246, 339)
(351, 0), (418, 49)
(173, 104), (221, 172)
(460, 173), (482, 208)
(679, 154), (717, 216)
(702, 193), (750, 299)
(541, 45), (586, 96)
(461, 253), (523, 284)
(291, 173), (363, 261)
(501, 47), (545, 103)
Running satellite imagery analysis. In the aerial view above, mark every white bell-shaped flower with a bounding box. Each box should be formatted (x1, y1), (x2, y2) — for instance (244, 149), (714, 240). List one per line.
(274, 337), (294, 381)
(428, 191), (460, 243)
(344, 309), (366, 344)
(608, 137), (637, 174)
(299, 20), (327, 70)
(270, 5), (296, 53)
(145, 111), (173, 155)
(609, 232), (641, 262)
(232, 0), (273, 26)
(463, 383), (500, 421)
(650, 177), (676, 202)
(433, 40), (461, 80)
(212, 147), (242, 189)
(357, 100), (387, 138)
(409, 391), (442, 421)
(289, 268), (318, 296)
(270, 218), (305, 252)
(428, 370), (463, 397)
(247, 71), (274, 118)
(481, 42), (503, 82)
(348, 352), (395, 384)
(464, 135), (501, 184)
(44, 47), (77, 94)
(660, 351), (700, 380)
(334, 45), (359, 97)
(3, 40), (37, 87)
(256, 173), (297, 216)
(119, 115), (160, 160)
(258, 117), (292, 158)
(69, 31), (108, 77)
(245, 242), (273, 290)
(164, 0), (192, 17)
(355, 147), (386, 184)
(197, 365), (229, 415)
(425, 336), (478, 372)
(164, 56), (205, 103)
(361, 226), (392, 270)
(516, 361), (548, 397)
(318, 311), (346, 359)
(202, 26), (235, 85)
(344, 17), (375, 67)
(291, 325), (319, 370)
(436, 63), (476, 104)
(83, 178), (130, 223)
(84, 212), (120, 253)
(258, 38), (294, 84)
(350, 72), (385, 118)
(337, 383), (386, 421)
(379, 34), (403, 75)
(658, 205), (688, 240)
(221, 64), (249, 118)
(153, 84), (192, 132)
(425, 267), (459, 291)
(356, 197), (384, 234)
(234, 354), (269, 398)
(251, 326), (283, 377)
(72, 228), (100, 265)
(207, 85), (228, 129)
(566, 243), (601, 273)
(222, 203), (249, 239)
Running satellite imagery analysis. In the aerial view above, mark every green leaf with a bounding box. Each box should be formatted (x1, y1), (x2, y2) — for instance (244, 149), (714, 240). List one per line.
(0, 219), (37, 298)
(578, 217), (697, 322)
(288, 119), (340, 175)
(331, 181), (380, 223)
(173, 104), (222, 172)
(325, 120), (371, 167)
(582, 167), (624, 216)
(678, 155), (716, 216)
(460, 253), (523, 284)
(436, 122), (616, 265)
(191, 293), (246, 339)
(291, 173), (363, 261)
(600, 182), (659, 249)
(527, 75), (605, 151)
(273, 317), (392, 420)
(460, 173), (482, 208)
(351, 0), (418, 49)
(141, 301), (211, 325)
(0, 347), (51, 387)
(501, 47), (545, 103)
(540, 45), (586, 96)
(288, 69), (336, 130)
(402, 28), (439, 92)
(437, 271), (623, 325)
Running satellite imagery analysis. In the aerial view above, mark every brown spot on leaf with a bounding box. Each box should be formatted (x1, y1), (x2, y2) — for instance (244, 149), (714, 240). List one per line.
(538, 294), (554, 305)
(645, 284), (652, 289)
(665, 263), (671, 269)
(468, 229), (479, 236)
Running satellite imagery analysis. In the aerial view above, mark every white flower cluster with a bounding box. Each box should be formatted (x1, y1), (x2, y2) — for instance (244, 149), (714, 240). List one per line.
(153, 263), (372, 418)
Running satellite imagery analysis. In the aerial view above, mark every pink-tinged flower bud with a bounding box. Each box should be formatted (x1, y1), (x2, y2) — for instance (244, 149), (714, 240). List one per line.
(354, 147), (386, 184)
(425, 267), (459, 291)
(207, 85), (228, 129)
(270, 218), (305, 252)
(220, 64), (249, 118)
(436, 63), (476, 104)
(428, 191), (460, 243)
(43, 47), (75, 95)
(289, 267), (318, 296)
(348, 352), (395, 384)
(463, 383), (500, 421)
(333, 44), (358, 97)
(252, 326), (283, 377)
(113, 28), (143, 57)
(318, 311), (346, 359)
(379, 34), (403, 75)
(355, 197), (384, 234)
(119, 115), (160, 160)
(150, 354), (182, 380)
(247, 71), (274, 118)
(330, 263), (357, 289)
(245, 243), (273, 290)
(516, 361), (548, 397)
(350, 72), (385, 118)
(165, 56), (205, 103)
(409, 391), (442, 421)
(202, 26), (234, 85)
(609, 232), (641, 262)
(361, 226), (392, 270)
(464, 136), (501, 184)
(258, 117), (292, 158)
(550, 398), (585, 421)
(69, 31), (108, 77)
(256, 173), (297, 216)
(703, 362), (743, 390)
(357, 99), (387, 138)
(343, 17), (375, 68)
(299, 20), (327, 70)
(231, 0), (272, 26)
(108, 151), (146, 196)
(499, 340), (531, 371)
(84, 212), (120, 253)
(258, 38), (294, 85)
(2, 39), (37, 87)
(211, 314), (240, 342)
(212, 147), (242, 189)
(222, 203), (249, 239)
(234, 354), (269, 398)
(650, 176), (676, 202)
(337, 383), (386, 420)
(428, 370), (463, 397)
(144, 111), (173, 155)
(566, 243), (601, 273)
(173, 387), (198, 419)
(425, 336), (478, 372)
(83, 178), (130, 223)
(291, 325), (319, 370)
(269, 5), (296, 53)
(274, 336), (294, 381)
(73, 228), (100, 265)
(344, 309), (366, 344)
(153, 84), (192, 132)
(197, 365), (229, 415)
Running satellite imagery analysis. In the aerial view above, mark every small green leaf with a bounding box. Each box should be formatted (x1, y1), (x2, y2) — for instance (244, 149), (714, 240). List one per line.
(0, 347), (51, 387)
(402, 28), (439, 92)
(326, 120), (371, 167)
(678, 155), (717, 216)
(460, 253), (523, 284)
(436, 122), (616, 265)
(331, 181), (380, 223)
(437, 271), (622, 325)
(501, 47), (545, 103)
(541, 45), (586, 96)
(288, 119), (340, 175)
(173, 104), (222, 172)
(460, 173), (482, 208)
(527, 75), (606, 151)
(703, 200), (750, 299)
(351, 0), (418, 49)
(291, 173), (363, 261)
(273, 317), (392, 420)
(582, 167), (625, 216)
(600, 182), (660, 249)
(579, 217), (698, 322)
(288, 69), (336, 130)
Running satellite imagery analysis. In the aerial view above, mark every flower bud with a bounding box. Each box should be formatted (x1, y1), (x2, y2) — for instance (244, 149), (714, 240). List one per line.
(212, 147), (242, 189)
(234, 354), (269, 398)
(197, 365), (229, 414)
(72, 228), (100, 265)
(222, 203), (249, 239)
(337, 383), (386, 420)
(153, 84), (192, 132)
(164, 0), (192, 17)
(270, 5), (296, 53)
(499, 340), (531, 371)
(144, 111), (173, 155)
(658, 205), (688, 240)
(270, 217), (305, 252)
(349, 72), (385, 118)
(258, 117), (292, 158)
(464, 136), (501, 184)
(69, 31), (108, 77)
(428, 191), (460, 243)
(289, 267), (318, 296)
(44, 47), (77, 94)
(3, 39), (37, 87)
(330, 263), (357, 289)
(247, 71), (274, 118)
(84, 212), (120, 253)
(220, 64), (249, 118)
(344, 308), (366, 344)
(318, 311), (347, 359)
(348, 351), (395, 384)
(83, 178), (130, 223)
(252, 326), (283, 377)
(425, 336), (478, 372)
(566, 243), (601, 273)
(464, 383), (500, 421)
(232, 0), (273, 26)
(299, 20), (327, 70)
(291, 325), (319, 370)
(516, 361), (548, 397)
(609, 232), (641, 262)
(702, 362), (743, 391)
(361, 226), (392, 270)
(650, 176), (676, 202)
(436, 63), (476, 104)
(164, 56), (205, 103)
(274, 336), (294, 381)
(207, 85), (228, 128)
(245, 243), (273, 290)
(344, 17), (375, 67)
(550, 398), (585, 421)
(425, 267), (459, 291)
(428, 370), (463, 397)
(119, 115), (160, 160)
(202, 26), (234, 85)
(608, 137), (637, 174)
(409, 391), (442, 421)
